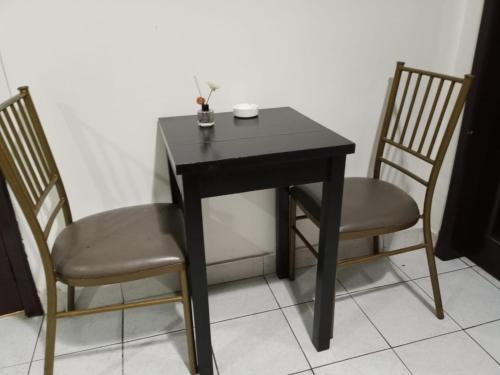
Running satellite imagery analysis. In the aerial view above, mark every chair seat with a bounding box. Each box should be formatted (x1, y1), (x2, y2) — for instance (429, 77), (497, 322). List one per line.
(291, 177), (420, 236)
(52, 203), (186, 281)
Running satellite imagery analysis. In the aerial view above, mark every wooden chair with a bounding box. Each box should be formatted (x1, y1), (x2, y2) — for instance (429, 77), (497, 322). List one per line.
(0, 87), (197, 375)
(289, 62), (474, 320)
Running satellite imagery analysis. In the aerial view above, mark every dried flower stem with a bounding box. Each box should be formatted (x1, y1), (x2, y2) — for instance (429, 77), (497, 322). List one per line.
(206, 89), (214, 104)
(193, 75), (203, 97)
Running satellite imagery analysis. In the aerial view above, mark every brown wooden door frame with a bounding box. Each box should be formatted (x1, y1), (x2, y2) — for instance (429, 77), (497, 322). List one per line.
(0, 171), (43, 317)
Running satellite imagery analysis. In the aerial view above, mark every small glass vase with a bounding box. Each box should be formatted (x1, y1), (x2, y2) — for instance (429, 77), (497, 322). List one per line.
(197, 109), (215, 127)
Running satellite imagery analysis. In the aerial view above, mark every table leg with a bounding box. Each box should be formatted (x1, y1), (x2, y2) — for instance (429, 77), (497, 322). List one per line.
(168, 157), (183, 208)
(276, 186), (290, 279)
(183, 176), (213, 375)
(312, 156), (346, 351)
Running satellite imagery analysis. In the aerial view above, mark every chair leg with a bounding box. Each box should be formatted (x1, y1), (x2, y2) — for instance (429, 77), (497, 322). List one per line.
(67, 285), (75, 311)
(423, 227), (444, 319)
(44, 286), (58, 375)
(288, 196), (297, 281)
(180, 268), (198, 375)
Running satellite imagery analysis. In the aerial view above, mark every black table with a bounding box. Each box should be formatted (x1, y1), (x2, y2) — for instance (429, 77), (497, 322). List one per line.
(159, 107), (355, 375)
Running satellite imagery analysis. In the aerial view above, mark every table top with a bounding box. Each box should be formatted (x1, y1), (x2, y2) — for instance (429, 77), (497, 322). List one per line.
(159, 107), (355, 174)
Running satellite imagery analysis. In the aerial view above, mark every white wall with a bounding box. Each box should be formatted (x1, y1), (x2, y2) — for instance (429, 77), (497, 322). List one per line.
(0, 0), (483, 293)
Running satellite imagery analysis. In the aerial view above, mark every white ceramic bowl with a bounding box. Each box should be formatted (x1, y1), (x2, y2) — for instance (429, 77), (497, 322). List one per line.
(233, 103), (259, 118)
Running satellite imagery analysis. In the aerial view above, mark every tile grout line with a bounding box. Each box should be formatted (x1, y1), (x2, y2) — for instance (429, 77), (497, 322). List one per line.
(346, 277), (473, 355)
(471, 266), (500, 291)
(463, 329), (500, 366)
(0, 363), (31, 372)
(27, 315), (45, 375)
(389, 328), (500, 369)
(279, 309), (313, 371)
(287, 370), (315, 375)
(262, 264), (498, 373)
(390, 348), (415, 375)
(210, 306), (283, 326)
(159, 263), (497, 375)
(122, 328), (188, 346)
(337, 279), (391, 352)
(339, 274), (500, 375)
(269, 258), (472, 307)
(30, 341), (125, 362)
(272, 283), (428, 374)
(263, 276), (314, 373)
(123, 261), (497, 371)
(118, 265), (500, 359)
(462, 317), (500, 331)
(276, 277), (427, 374)
(393, 262), (500, 346)
(404, 265), (473, 281)
(212, 350), (221, 375)
(15, 261), (498, 373)
(335, 264), (472, 299)
(28, 287), (124, 367)
(122, 271), (273, 304)
(309, 347), (395, 373)
(390, 329), (463, 350)
(439, 267), (500, 364)
(356, 276), (483, 347)
(342, 279), (410, 297)
(386, 250), (472, 282)
(338, 279), (415, 375)
(407, 274), (468, 330)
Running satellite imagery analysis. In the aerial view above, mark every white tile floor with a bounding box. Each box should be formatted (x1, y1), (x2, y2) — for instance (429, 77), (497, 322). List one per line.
(2, 255), (500, 375)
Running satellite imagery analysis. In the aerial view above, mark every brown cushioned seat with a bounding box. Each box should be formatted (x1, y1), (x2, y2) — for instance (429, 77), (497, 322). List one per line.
(291, 177), (420, 236)
(52, 203), (185, 280)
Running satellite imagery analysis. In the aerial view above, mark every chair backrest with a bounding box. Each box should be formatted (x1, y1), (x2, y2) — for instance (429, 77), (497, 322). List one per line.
(0, 86), (72, 286)
(374, 62), (474, 219)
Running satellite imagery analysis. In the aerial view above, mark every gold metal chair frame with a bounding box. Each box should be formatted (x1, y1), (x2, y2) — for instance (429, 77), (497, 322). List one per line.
(0, 87), (197, 375)
(289, 62), (474, 320)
